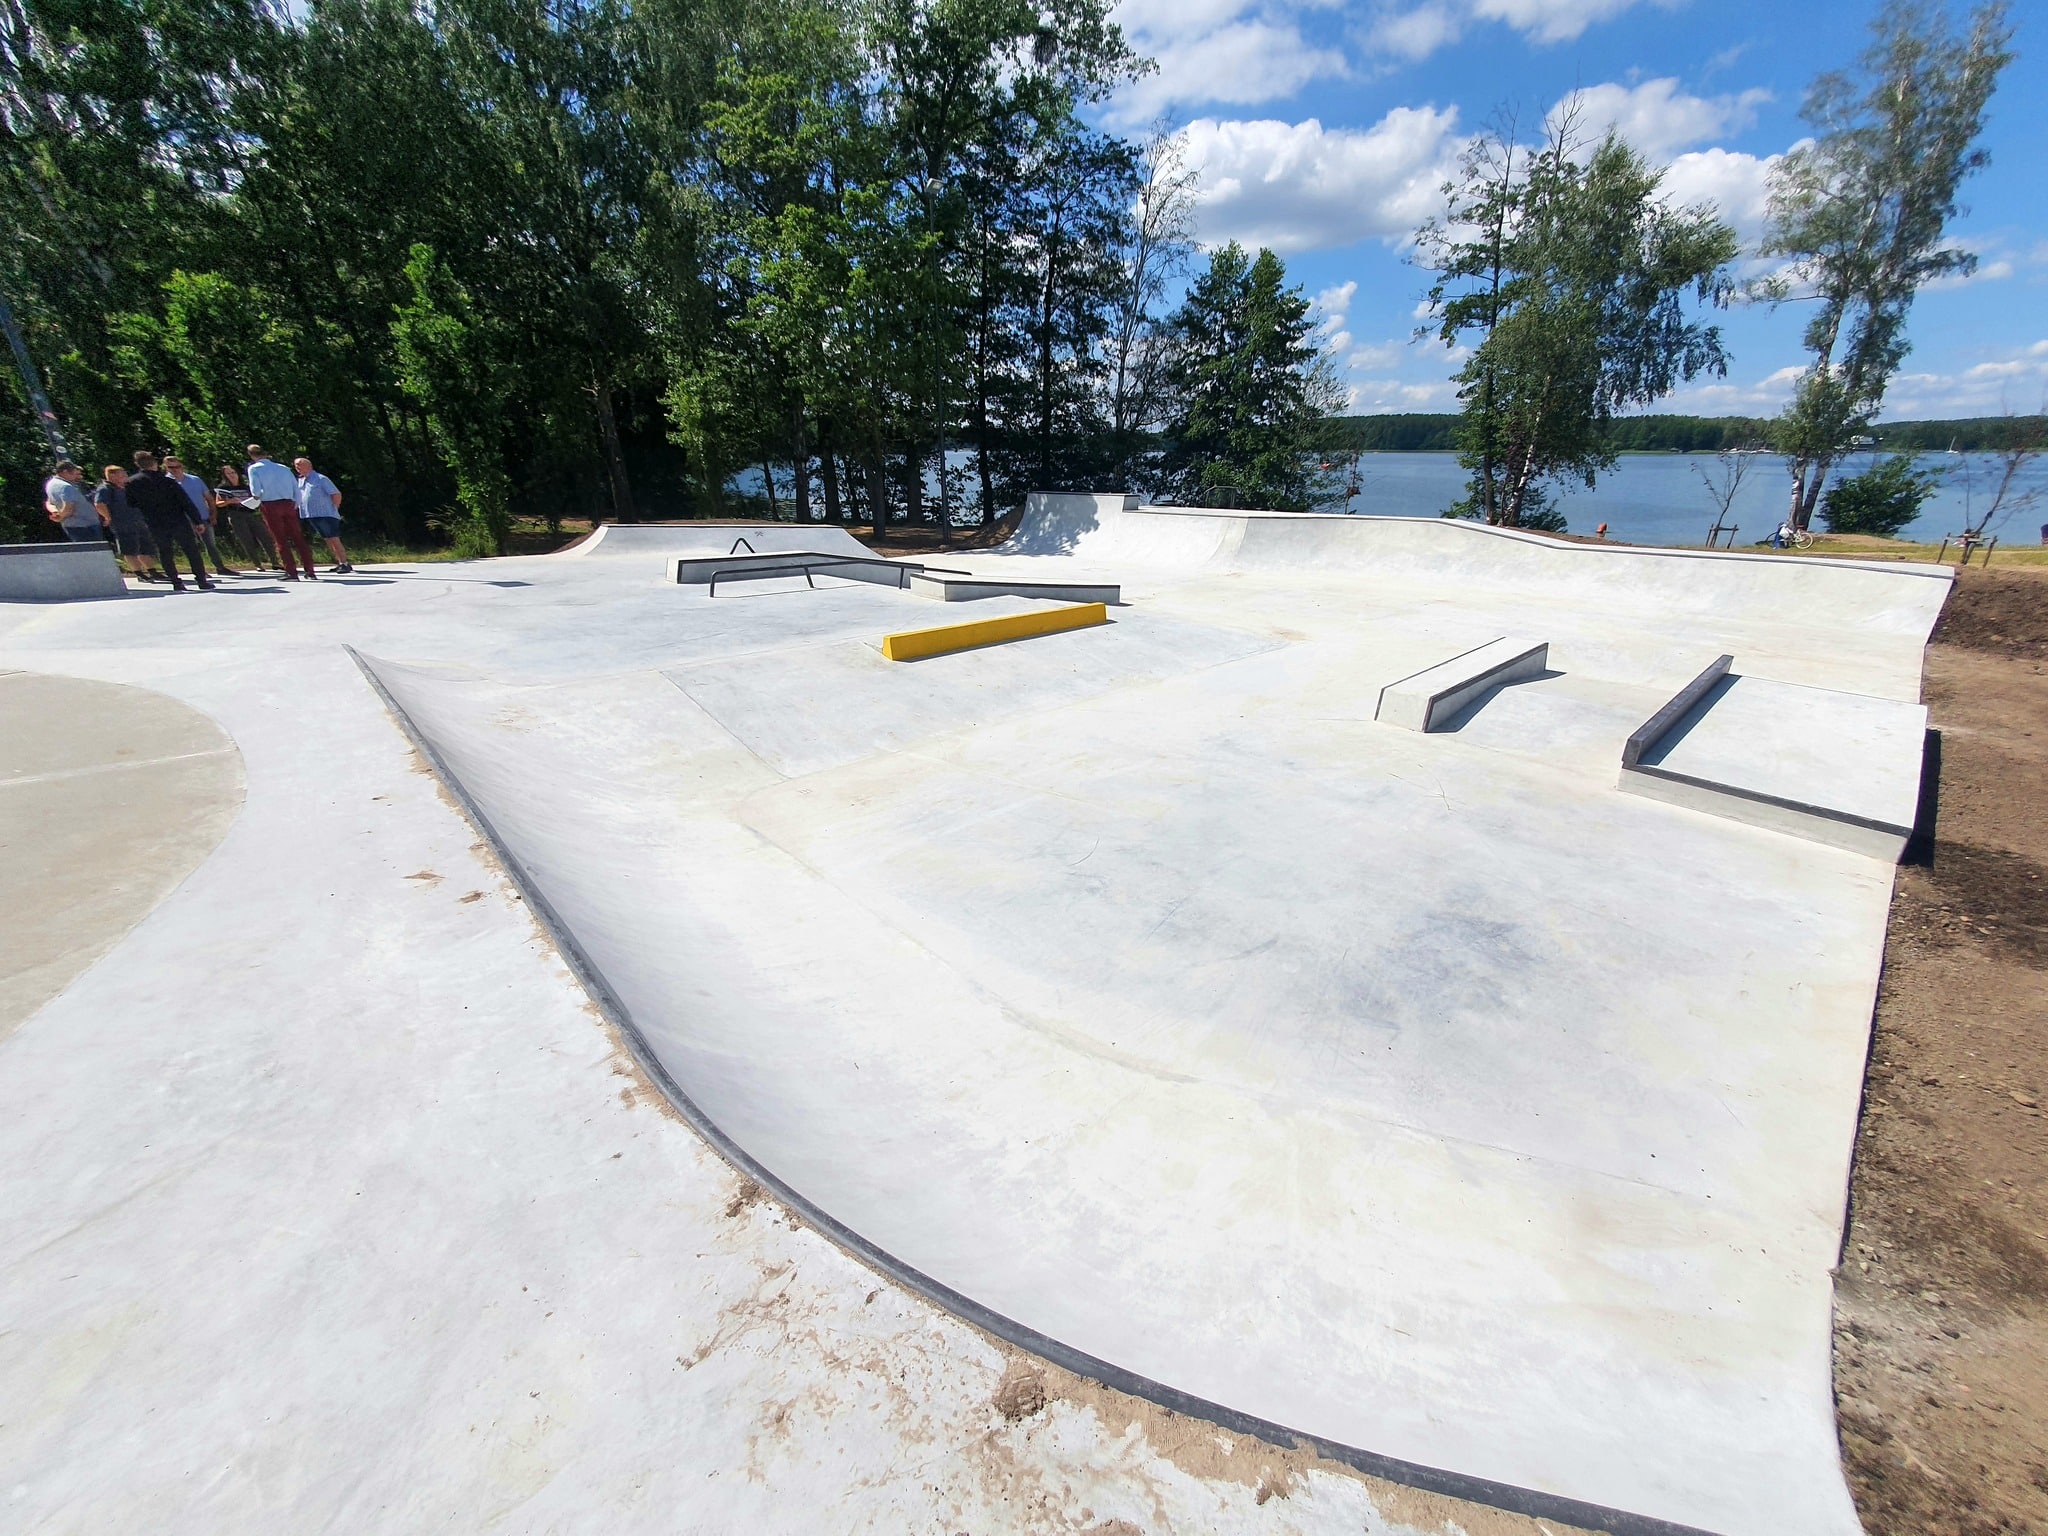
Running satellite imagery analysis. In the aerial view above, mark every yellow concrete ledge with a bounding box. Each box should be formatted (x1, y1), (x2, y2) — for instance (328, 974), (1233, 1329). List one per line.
(881, 602), (1110, 662)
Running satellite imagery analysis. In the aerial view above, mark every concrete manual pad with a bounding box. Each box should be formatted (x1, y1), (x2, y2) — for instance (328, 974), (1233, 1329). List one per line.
(0, 501), (1953, 1536)
(0, 541), (130, 601)
(1622, 674), (1929, 860)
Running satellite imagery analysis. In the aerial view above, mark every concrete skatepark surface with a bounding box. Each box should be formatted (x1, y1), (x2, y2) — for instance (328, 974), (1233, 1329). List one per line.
(0, 499), (1951, 1535)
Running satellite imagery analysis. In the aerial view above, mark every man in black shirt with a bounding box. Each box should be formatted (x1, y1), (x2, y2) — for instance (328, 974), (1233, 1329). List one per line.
(126, 451), (215, 592)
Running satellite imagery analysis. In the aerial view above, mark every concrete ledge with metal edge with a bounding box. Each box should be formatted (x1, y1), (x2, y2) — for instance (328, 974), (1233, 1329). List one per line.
(906, 573), (1121, 604)
(880, 602), (1110, 662)
(0, 542), (128, 602)
(346, 643), (1717, 1536)
(1374, 636), (1549, 731)
(1618, 656), (1927, 862)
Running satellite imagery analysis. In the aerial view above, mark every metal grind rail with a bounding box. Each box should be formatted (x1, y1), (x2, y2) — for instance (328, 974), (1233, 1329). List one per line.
(703, 554), (969, 597)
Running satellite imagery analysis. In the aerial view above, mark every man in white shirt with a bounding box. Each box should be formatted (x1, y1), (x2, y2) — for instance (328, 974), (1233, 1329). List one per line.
(293, 456), (353, 574)
(164, 455), (236, 577)
(42, 460), (106, 544)
(246, 444), (319, 581)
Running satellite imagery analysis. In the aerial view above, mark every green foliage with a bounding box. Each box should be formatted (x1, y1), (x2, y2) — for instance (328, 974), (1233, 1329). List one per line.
(1417, 116), (1737, 529)
(392, 246), (511, 555)
(1158, 244), (1341, 512)
(1820, 454), (1944, 536)
(0, 0), (1336, 539)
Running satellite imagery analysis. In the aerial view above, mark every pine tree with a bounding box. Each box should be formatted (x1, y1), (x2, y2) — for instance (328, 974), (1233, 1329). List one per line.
(1160, 244), (1338, 513)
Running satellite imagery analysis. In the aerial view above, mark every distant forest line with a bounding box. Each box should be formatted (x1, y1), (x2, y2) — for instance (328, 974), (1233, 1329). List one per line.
(1320, 414), (2048, 455)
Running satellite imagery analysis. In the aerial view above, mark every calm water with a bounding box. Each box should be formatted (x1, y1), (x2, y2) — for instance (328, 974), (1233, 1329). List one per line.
(738, 448), (2047, 548)
(1323, 451), (2048, 548)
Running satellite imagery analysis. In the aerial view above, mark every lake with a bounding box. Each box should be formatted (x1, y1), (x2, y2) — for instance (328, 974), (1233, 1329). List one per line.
(1322, 451), (2048, 548)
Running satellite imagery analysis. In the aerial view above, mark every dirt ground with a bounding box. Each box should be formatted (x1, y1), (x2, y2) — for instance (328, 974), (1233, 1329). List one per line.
(1836, 563), (2048, 1535)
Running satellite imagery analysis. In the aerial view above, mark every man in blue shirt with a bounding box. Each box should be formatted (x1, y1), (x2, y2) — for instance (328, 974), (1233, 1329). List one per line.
(293, 456), (353, 574)
(164, 454), (236, 578)
(246, 444), (318, 580)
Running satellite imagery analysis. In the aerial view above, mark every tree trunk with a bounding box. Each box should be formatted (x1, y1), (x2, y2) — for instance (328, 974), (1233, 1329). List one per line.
(935, 425), (951, 549)
(820, 416), (843, 523)
(1796, 460), (1829, 530)
(867, 433), (889, 540)
(790, 400), (812, 523)
(759, 454), (780, 519)
(592, 376), (636, 521)
(903, 443), (924, 530)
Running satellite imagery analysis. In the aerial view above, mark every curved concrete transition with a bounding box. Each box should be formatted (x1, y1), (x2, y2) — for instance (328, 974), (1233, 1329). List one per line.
(349, 499), (1951, 1536)
(0, 671), (243, 1039)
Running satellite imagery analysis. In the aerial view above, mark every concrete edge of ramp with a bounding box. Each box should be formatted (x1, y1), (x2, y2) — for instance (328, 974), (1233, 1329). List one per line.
(552, 522), (875, 560)
(346, 641), (1724, 1536)
(1617, 763), (1916, 861)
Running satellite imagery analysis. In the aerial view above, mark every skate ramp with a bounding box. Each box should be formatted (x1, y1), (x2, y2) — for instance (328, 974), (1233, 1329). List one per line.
(359, 570), (1896, 1535)
(557, 521), (872, 560)
(1000, 494), (1951, 645)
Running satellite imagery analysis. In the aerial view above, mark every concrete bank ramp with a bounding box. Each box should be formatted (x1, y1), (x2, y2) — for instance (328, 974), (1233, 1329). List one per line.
(361, 614), (1888, 1536)
(556, 520), (872, 560)
(1002, 493), (1952, 640)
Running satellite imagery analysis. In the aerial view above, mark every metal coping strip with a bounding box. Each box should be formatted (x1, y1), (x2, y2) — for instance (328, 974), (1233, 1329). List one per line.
(347, 643), (1725, 1536)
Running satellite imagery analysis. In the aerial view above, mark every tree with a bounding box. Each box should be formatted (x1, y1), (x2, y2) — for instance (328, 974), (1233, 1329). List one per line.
(1418, 111), (1737, 529)
(1693, 441), (1762, 546)
(1107, 123), (1197, 485)
(1761, 0), (2014, 530)
(1820, 453), (1943, 537)
(1159, 243), (1341, 512)
(392, 245), (512, 555)
(1954, 404), (2045, 540)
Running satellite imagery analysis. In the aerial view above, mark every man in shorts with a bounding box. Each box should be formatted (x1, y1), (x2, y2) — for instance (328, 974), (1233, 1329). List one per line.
(43, 460), (106, 544)
(165, 454), (237, 578)
(293, 456), (353, 573)
(247, 443), (318, 580)
(94, 465), (164, 582)
(126, 452), (215, 592)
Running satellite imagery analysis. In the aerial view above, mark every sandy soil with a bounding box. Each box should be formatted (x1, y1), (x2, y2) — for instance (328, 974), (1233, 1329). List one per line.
(1836, 564), (2048, 1535)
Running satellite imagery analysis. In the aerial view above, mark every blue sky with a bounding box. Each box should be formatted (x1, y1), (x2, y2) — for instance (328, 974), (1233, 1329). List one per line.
(1097, 0), (2047, 419)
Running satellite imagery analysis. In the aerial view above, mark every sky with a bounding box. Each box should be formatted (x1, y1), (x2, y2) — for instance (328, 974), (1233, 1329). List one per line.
(1095, 0), (2048, 420)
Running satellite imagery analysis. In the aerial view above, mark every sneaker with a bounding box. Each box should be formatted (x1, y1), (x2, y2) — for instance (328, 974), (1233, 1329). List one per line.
(198, 580), (217, 591)
(170, 581), (189, 592)
(335, 563), (355, 574)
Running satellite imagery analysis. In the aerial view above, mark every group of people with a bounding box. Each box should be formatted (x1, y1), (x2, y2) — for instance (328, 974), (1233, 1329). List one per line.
(43, 444), (353, 591)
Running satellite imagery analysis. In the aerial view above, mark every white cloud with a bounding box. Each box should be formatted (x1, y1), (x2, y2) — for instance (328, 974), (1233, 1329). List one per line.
(1367, 0), (1667, 62)
(1370, 2), (1462, 59)
(1346, 340), (1407, 369)
(1472, 0), (1656, 43)
(1312, 280), (1358, 320)
(1659, 146), (1784, 242)
(1556, 79), (1770, 163)
(1182, 108), (1462, 253)
(1109, 1), (1346, 124)
(1665, 343), (2048, 418)
(1923, 258), (2015, 292)
(1347, 376), (1462, 409)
